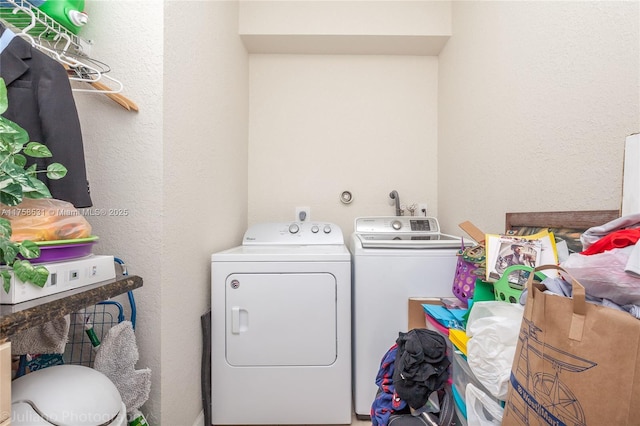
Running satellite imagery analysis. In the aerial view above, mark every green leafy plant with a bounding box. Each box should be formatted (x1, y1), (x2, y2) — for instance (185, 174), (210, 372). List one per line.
(0, 77), (68, 293)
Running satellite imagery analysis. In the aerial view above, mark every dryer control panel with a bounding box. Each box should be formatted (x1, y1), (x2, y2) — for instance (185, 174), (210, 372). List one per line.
(243, 222), (344, 245)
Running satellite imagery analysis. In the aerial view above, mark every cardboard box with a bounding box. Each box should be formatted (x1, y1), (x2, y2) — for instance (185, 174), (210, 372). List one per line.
(408, 297), (442, 330)
(622, 133), (640, 216)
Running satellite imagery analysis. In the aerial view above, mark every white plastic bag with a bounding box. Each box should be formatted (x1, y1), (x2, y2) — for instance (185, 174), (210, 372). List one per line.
(465, 383), (503, 426)
(466, 301), (524, 326)
(466, 301), (523, 400)
(561, 245), (640, 305)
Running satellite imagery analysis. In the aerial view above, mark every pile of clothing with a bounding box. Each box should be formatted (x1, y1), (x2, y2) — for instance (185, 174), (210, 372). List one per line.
(562, 212), (640, 308)
(371, 328), (453, 426)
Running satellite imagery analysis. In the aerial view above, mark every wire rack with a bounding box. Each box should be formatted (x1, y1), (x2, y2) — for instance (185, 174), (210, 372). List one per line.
(0, 0), (90, 57)
(0, 0), (130, 97)
(63, 258), (136, 368)
(63, 300), (123, 367)
(13, 258), (137, 378)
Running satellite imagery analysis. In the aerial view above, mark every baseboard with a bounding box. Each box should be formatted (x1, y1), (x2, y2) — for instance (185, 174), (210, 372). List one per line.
(192, 410), (205, 426)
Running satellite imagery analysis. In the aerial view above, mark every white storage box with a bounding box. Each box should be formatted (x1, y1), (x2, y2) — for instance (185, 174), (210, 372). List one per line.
(1, 255), (116, 304)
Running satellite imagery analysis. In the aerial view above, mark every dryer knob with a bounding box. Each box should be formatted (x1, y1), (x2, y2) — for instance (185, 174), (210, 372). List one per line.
(323, 225), (332, 234)
(311, 225), (319, 233)
(289, 223), (300, 234)
(392, 220), (402, 230)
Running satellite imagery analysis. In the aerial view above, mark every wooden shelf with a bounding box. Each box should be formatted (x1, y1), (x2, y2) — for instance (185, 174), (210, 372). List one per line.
(0, 275), (142, 341)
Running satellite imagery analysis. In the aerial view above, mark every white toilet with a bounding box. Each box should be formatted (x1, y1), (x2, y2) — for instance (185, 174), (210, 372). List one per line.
(11, 364), (127, 426)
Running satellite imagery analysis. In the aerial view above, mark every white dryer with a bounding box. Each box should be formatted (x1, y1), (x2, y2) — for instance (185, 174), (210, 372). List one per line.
(349, 216), (468, 419)
(211, 222), (351, 425)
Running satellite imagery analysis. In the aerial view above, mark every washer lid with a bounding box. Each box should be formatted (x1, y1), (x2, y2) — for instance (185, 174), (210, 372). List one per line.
(11, 365), (122, 426)
(356, 232), (464, 249)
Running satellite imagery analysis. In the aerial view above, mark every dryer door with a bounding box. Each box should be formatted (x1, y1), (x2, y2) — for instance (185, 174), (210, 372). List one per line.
(225, 272), (337, 366)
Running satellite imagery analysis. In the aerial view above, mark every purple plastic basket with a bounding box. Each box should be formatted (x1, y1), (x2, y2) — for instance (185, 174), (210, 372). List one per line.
(452, 255), (478, 306)
(27, 242), (96, 263)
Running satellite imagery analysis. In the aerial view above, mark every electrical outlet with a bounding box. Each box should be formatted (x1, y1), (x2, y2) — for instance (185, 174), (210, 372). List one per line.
(295, 206), (311, 222)
(418, 203), (428, 217)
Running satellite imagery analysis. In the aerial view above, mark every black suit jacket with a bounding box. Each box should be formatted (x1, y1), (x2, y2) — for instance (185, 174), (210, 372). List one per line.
(0, 26), (92, 208)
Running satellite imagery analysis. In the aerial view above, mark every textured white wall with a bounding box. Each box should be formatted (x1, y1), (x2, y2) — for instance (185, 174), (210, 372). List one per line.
(163, 1), (248, 424)
(438, 1), (639, 235)
(73, 0), (164, 421)
(75, 1), (248, 424)
(248, 54), (439, 235)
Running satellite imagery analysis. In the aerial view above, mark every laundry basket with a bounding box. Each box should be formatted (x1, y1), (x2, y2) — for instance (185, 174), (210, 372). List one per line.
(63, 257), (137, 367)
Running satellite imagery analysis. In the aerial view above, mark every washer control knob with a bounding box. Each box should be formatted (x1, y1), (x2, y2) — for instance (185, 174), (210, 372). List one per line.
(323, 225), (332, 234)
(392, 220), (402, 230)
(311, 225), (319, 233)
(289, 223), (300, 234)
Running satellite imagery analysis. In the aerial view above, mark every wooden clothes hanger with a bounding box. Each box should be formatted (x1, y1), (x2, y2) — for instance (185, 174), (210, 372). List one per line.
(86, 80), (138, 112)
(66, 64), (138, 111)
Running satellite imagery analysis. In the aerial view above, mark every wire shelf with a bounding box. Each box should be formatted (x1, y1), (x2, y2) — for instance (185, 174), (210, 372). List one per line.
(0, 0), (133, 100)
(63, 300), (124, 368)
(0, 0), (90, 57)
(63, 258), (136, 368)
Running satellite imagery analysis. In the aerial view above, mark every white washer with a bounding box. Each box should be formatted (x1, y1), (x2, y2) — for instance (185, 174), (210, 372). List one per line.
(211, 222), (352, 425)
(349, 216), (468, 419)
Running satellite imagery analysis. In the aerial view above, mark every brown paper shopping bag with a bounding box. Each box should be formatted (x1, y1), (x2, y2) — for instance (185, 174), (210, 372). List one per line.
(503, 265), (640, 426)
